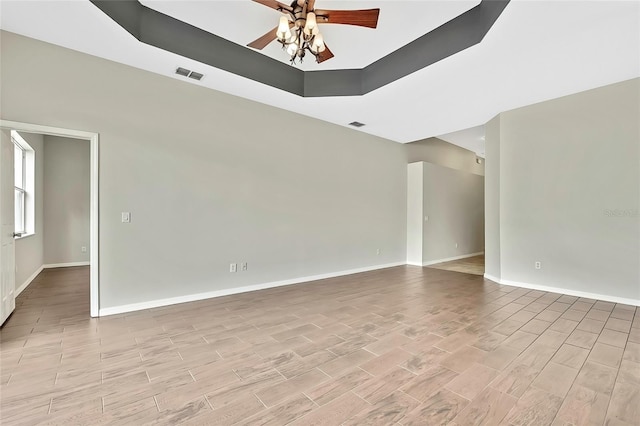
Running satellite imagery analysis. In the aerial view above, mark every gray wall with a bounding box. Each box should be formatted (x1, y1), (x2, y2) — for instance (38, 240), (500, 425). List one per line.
(484, 116), (501, 279)
(0, 31), (408, 310)
(422, 162), (484, 263)
(406, 163), (423, 265)
(406, 162), (484, 265)
(43, 136), (90, 265)
(487, 78), (640, 301)
(405, 137), (485, 176)
(14, 132), (44, 289)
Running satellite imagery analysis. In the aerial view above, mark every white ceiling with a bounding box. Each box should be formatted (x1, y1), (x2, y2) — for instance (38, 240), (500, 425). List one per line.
(439, 125), (486, 157)
(1, 0), (639, 155)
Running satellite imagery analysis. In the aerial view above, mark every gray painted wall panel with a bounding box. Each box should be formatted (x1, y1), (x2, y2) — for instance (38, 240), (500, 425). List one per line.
(486, 78), (640, 300)
(422, 162), (485, 263)
(43, 136), (90, 265)
(484, 116), (501, 279)
(1, 31), (407, 310)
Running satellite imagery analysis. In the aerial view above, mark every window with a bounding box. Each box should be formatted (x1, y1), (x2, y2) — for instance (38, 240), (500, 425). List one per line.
(14, 143), (26, 234)
(11, 131), (35, 237)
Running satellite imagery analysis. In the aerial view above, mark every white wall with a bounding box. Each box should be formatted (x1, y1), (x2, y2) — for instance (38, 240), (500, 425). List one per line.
(43, 135), (90, 265)
(14, 131), (43, 291)
(407, 162), (485, 266)
(0, 31), (408, 311)
(486, 78), (640, 303)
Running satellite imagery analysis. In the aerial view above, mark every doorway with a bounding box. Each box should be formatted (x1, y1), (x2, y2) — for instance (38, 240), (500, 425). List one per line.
(0, 120), (99, 320)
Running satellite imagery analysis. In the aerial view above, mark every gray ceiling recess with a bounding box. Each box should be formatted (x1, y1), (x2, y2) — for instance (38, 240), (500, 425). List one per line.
(90, 0), (510, 98)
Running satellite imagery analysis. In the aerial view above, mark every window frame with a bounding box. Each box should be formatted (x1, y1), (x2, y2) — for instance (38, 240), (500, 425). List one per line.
(11, 131), (34, 238)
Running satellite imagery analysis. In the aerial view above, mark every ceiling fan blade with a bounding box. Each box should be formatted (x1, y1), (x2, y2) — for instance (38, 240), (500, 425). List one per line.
(315, 9), (380, 28)
(252, 0), (293, 12)
(316, 44), (334, 63)
(247, 26), (279, 50)
(307, 0), (316, 11)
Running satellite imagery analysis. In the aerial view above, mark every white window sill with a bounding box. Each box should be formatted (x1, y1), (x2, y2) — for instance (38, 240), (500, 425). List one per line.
(15, 232), (35, 240)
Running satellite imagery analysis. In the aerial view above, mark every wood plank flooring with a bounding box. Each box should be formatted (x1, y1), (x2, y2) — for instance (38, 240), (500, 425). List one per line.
(428, 255), (485, 276)
(1, 266), (639, 425)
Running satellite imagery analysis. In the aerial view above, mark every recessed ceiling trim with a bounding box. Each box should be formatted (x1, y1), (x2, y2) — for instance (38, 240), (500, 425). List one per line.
(90, 0), (510, 98)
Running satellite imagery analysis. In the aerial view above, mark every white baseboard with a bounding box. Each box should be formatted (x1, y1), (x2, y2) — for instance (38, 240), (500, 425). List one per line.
(99, 261), (406, 316)
(483, 274), (640, 307)
(421, 252), (485, 267)
(483, 273), (502, 283)
(43, 261), (90, 269)
(16, 265), (44, 296)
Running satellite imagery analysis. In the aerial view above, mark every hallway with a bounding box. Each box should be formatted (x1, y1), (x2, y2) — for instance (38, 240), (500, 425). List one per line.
(428, 255), (485, 276)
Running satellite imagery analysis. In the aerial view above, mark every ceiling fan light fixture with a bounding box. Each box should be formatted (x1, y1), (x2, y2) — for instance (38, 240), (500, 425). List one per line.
(276, 15), (289, 40)
(312, 33), (324, 49)
(305, 12), (317, 30)
(249, 0), (379, 65)
(286, 43), (298, 56)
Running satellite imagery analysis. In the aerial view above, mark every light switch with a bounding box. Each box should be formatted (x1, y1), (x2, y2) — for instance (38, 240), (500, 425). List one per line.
(121, 212), (131, 223)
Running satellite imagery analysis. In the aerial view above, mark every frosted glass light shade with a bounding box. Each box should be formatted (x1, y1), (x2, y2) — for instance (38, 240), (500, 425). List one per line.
(306, 12), (317, 30)
(312, 33), (324, 49)
(278, 16), (289, 32)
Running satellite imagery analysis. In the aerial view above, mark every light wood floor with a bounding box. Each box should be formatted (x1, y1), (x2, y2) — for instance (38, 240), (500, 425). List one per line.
(428, 255), (485, 276)
(1, 266), (639, 425)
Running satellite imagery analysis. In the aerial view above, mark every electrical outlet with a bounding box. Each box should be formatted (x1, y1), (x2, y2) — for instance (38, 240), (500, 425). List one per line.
(230, 263), (237, 273)
(241, 262), (248, 271)
(455, 243), (458, 248)
(121, 212), (131, 223)
(535, 261), (541, 270)
(376, 249), (381, 255)
(81, 246), (87, 253)
(424, 216), (429, 222)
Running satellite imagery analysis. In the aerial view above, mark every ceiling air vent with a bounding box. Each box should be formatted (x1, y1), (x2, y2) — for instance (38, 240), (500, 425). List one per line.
(176, 67), (190, 77)
(349, 121), (366, 128)
(175, 67), (204, 81)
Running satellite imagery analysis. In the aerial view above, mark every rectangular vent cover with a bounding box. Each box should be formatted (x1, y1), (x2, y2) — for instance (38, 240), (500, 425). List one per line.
(176, 67), (204, 81)
(176, 67), (190, 77)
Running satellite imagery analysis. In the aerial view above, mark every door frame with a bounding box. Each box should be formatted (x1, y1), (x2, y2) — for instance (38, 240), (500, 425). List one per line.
(0, 120), (99, 317)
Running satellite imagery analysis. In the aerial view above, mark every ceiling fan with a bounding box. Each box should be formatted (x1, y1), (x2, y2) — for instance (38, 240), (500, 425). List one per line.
(247, 0), (380, 65)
